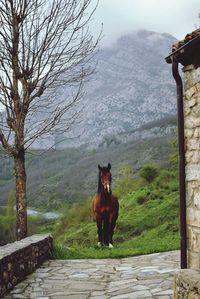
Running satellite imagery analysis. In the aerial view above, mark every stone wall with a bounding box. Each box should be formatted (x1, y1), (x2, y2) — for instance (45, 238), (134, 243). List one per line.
(173, 269), (200, 299)
(183, 64), (200, 268)
(0, 234), (53, 298)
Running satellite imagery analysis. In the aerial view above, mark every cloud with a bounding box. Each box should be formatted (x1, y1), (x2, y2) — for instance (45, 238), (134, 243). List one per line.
(91, 0), (200, 47)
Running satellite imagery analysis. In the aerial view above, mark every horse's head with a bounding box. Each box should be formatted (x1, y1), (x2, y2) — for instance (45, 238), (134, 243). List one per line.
(98, 163), (112, 194)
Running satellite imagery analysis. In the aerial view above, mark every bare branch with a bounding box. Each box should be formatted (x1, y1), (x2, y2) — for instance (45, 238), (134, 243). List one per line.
(0, 126), (16, 155)
(0, 0), (100, 153)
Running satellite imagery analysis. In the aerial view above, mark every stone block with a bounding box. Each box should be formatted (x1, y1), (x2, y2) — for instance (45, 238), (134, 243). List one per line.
(188, 251), (200, 268)
(193, 192), (200, 209)
(186, 181), (194, 207)
(192, 68), (200, 84)
(184, 106), (192, 116)
(190, 180), (200, 188)
(186, 224), (193, 252)
(193, 127), (200, 137)
(195, 83), (200, 93)
(185, 129), (194, 138)
(187, 207), (200, 227)
(187, 226), (193, 251)
(187, 226), (200, 253)
(195, 234), (200, 253)
(185, 87), (197, 100)
(186, 165), (200, 181)
(183, 66), (195, 89)
(191, 151), (200, 163)
(192, 104), (200, 117)
(183, 65), (195, 72)
(186, 138), (200, 150)
(185, 150), (200, 164)
(185, 151), (193, 163)
(185, 116), (200, 129)
(188, 98), (197, 108)
(173, 269), (200, 298)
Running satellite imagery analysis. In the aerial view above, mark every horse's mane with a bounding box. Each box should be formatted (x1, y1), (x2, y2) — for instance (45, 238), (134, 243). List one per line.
(98, 170), (101, 193)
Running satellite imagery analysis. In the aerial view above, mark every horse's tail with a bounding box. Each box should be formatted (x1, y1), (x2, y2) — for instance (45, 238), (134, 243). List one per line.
(103, 215), (109, 246)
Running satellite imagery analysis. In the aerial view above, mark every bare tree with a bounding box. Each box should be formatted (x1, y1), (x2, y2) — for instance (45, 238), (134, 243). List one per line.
(0, 0), (100, 240)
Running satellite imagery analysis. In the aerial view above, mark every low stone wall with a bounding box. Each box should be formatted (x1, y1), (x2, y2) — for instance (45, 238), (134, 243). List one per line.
(0, 234), (53, 298)
(173, 269), (200, 299)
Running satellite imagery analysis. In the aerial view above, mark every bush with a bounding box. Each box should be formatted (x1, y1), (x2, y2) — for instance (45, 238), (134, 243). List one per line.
(139, 164), (159, 183)
(137, 195), (148, 205)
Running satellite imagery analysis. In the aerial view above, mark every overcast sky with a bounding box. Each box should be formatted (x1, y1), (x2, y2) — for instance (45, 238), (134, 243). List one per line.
(92, 0), (200, 47)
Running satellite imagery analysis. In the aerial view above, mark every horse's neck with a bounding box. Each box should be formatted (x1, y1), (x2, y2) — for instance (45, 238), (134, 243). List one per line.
(98, 187), (111, 202)
(97, 173), (111, 202)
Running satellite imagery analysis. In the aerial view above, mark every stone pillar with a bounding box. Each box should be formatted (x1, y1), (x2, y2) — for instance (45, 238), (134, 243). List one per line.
(184, 64), (200, 268)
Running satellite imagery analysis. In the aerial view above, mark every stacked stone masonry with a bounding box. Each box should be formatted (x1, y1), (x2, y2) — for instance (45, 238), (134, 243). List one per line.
(0, 234), (53, 298)
(184, 64), (200, 268)
(173, 269), (200, 299)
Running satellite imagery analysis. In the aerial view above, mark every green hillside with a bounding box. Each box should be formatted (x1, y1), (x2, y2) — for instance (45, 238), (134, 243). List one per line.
(0, 117), (179, 255)
(0, 135), (174, 209)
(0, 134), (180, 257)
(53, 161), (180, 259)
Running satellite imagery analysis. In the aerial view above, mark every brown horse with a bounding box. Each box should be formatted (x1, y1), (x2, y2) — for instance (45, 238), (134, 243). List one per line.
(92, 163), (119, 248)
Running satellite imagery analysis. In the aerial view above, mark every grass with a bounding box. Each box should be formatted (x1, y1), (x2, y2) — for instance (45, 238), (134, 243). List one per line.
(52, 167), (180, 259)
(53, 225), (179, 259)
(0, 159), (180, 258)
(0, 141), (181, 255)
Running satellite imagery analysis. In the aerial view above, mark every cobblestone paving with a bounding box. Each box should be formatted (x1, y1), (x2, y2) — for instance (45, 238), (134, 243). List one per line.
(4, 251), (179, 299)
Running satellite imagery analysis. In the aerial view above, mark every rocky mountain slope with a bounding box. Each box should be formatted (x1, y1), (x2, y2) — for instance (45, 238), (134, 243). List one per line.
(0, 30), (177, 149)
(37, 29), (177, 149)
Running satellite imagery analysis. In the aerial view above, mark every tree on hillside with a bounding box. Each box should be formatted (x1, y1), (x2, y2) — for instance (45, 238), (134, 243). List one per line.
(139, 164), (159, 184)
(0, 0), (100, 240)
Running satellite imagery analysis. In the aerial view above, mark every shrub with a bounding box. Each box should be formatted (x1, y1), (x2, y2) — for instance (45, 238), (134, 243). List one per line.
(136, 195), (148, 205)
(139, 164), (159, 183)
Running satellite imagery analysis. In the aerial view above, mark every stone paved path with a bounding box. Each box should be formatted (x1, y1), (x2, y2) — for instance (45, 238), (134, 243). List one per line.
(4, 251), (179, 299)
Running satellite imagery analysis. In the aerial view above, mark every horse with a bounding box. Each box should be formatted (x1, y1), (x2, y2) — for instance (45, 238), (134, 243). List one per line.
(92, 163), (119, 248)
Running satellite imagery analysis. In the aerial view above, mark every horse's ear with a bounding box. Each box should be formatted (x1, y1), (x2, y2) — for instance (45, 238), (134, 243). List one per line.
(108, 163), (111, 170)
(98, 164), (102, 171)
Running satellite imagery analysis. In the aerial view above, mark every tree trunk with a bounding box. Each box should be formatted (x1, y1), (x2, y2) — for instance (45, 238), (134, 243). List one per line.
(14, 149), (27, 240)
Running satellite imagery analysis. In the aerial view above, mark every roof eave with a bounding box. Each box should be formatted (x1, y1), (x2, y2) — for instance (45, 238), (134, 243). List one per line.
(165, 34), (200, 66)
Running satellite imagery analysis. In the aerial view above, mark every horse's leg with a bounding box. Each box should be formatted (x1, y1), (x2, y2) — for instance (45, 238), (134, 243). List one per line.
(103, 215), (109, 246)
(109, 220), (116, 247)
(96, 214), (103, 247)
(109, 214), (118, 248)
(109, 200), (119, 248)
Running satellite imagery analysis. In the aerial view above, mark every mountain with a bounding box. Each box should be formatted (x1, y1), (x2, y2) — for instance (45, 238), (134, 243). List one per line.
(32, 30), (177, 149)
(0, 30), (177, 149)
